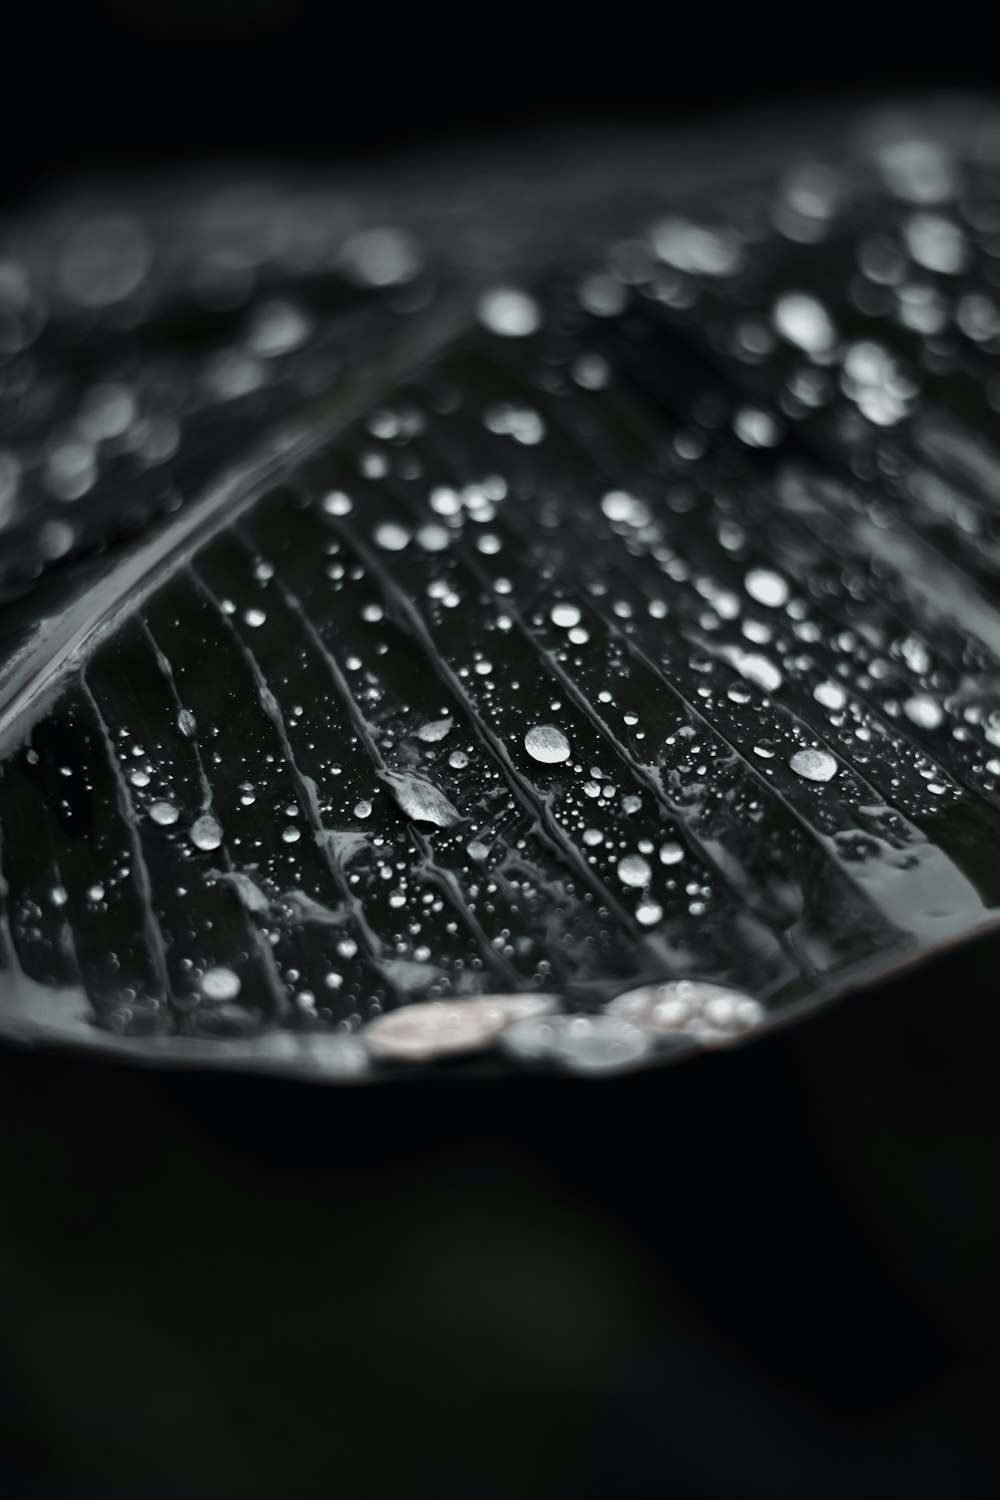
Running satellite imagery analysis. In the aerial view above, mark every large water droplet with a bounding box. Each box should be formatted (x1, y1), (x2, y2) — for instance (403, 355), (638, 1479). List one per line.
(363, 994), (555, 1061)
(789, 748), (838, 782)
(617, 853), (651, 887)
(149, 800), (179, 826)
(524, 724), (571, 763)
(189, 813), (223, 851)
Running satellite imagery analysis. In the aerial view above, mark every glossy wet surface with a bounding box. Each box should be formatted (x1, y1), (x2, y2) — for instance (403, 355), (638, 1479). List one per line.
(4, 101), (1000, 1076)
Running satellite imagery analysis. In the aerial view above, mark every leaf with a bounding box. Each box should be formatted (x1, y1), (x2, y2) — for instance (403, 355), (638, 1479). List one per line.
(3, 100), (1000, 1078)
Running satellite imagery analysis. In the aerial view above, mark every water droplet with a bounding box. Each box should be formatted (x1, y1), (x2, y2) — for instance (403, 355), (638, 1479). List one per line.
(502, 1013), (650, 1073)
(607, 980), (764, 1046)
(149, 800), (179, 826)
(728, 649), (783, 694)
(571, 353), (610, 389)
(374, 522), (410, 551)
(745, 568), (789, 608)
(617, 853), (651, 887)
(877, 139), (954, 204)
(476, 287), (541, 338)
(903, 213), (967, 275)
(601, 490), (650, 526)
(551, 603), (582, 629)
(189, 813), (223, 851)
(903, 694), (943, 730)
(363, 994), (555, 1061)
(789, 748), (838, 782)
(773, 292), (836, 352)
(814, 681), (846, 710)
(734, 407), (782, 448)
(484, 403), (545, 445)
(416, 717), (453, 743)
(246, 299), (311, 356)
(382, 770), (461, 828)
(323, 490), (353, 516)
(651, 219), (740, 276)
(524, 724), (571, 763)
(201, 966), (241, 1001)
(341, 227), (421, 287)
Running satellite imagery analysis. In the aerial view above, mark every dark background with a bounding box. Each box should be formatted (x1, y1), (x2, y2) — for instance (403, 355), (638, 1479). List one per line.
(3, 5), (1000, 1497)
(2, 2), (999, 201)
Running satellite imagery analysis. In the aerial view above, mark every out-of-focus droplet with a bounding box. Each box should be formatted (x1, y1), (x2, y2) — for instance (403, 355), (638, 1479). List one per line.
(476, 287), (541, 337)
(363, 994), (556, 1061)
(200, 966), (241, 1001)
(607, 979), (764, 1046)
(501, 1013), (651, 1073)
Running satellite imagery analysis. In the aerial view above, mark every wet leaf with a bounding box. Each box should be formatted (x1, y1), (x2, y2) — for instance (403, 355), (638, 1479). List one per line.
(3, 100), (1000, 1078)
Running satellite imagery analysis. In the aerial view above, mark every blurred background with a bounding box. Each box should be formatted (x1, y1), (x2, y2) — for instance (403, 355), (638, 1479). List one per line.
(3, 5), (1000, 1498)
(2, 3), (997, 201)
